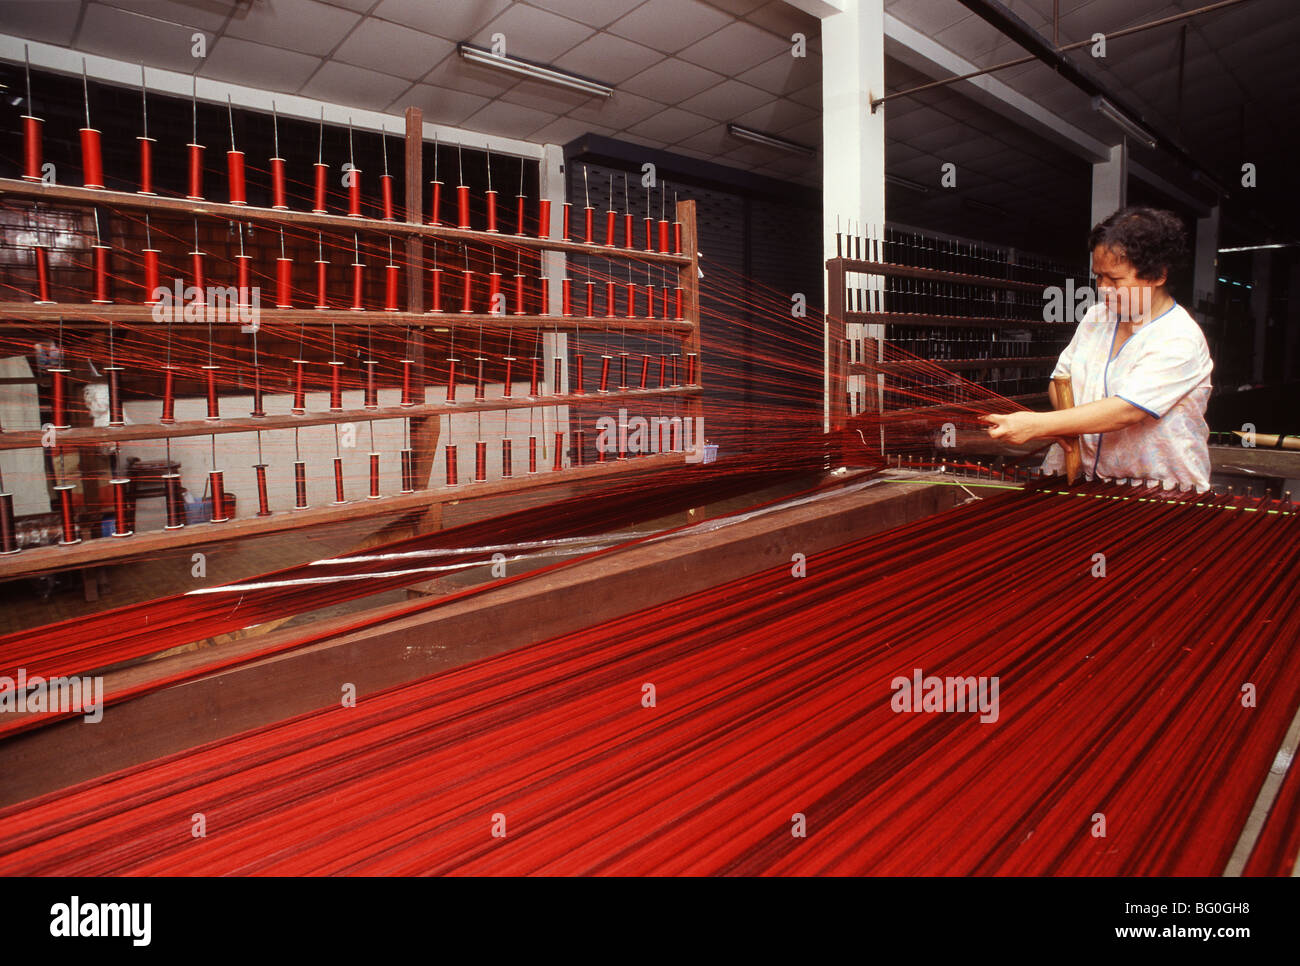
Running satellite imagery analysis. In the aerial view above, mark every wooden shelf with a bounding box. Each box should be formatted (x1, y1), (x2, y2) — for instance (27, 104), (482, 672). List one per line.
(0, 385), (701, 451)
(0, 450), (691, 580)
(0, 178), (691, 266)
(844, 311), (1071, 330)
(851, 356), (1058, 375)
(829, 257), (1053, 293)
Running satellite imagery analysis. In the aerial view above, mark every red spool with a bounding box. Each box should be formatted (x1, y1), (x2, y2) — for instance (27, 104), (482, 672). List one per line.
(584, 206), (594, 245)
(562, 278), (572, 317)
(644, 217), (654, 252)
(501, 439), (512, 479)
(639, 354), (650, 390)
(503, 356), (515, 397)
(539, 276), (549, 315)
(227, 150), (247, 205)
(618, 352), (628, 390)
(384, 263), (400, 312)
(234, 254), (252, 307)
(687, 353), (698, 385)
(203, 365), (220, 419)
(428, 267), (443, 313)
(368, 453), (381, 499)
(254, 464), (271, 516)
(106, 366), (124, 426)
(625, 282), (637, 319)
(348, 169), (362, 218)
(0, 493), (15, 555)
(513, 274), (526, 315)
(486, 190), (498, 232)
(552, 432), (563, 471)
(363, 360), (378, 409)
(142, 249), (160, 303)
(562, 203), (571, 241)
(675, 287), (684, 321)
(623, 213), (634, 249)
(293, 460), (308, 509)
(270, 157), (288, 210)
(315, 260), (329, 309)
(529, 356), (539, 397)
(186, 143), (204, 200)
(159, 366), (175, 424)
(445, 444), (458, 486)
(474, 356), (486, 400)
(445, 357), (459, 401)
(329, 361), (343, 411)
(658, 219), (670, 254)
(574, 354), (585, 396)
(292, 359), (307, 414)
(313, 163), (328, 213)
(605, 209), (617, 247)
(529, 435), (537, 473)
(475, 440), (487, 482)
(22, 116), (42, 182)
(599, 355), (611, 393)
(190, 250), (205, 296)
(553, 358), (562, 395)
(351, 261), (364, 311)
(661, 285), (672, 321)
(56, 485), (79, 545)
(33, 247), (52, 304)
(538, 199), (551, 239)
(581, 280), (592, 318)
(460, 269), (475, 314)
(671, 353), (680, 387)
(250, 364), (265, 417)
(644, 283), (655, 319)
(516, 195), (527, 235)
(92, 245), (112, 304)
(457, 184), (470, 229)
(137, 136), (155, 194)
(400, 449), (415, 493)
(659, 354), (667, 388)
(276, 257), (293, 308)
(673, 221), (683, 255)
(54, 363), (80, 428)
(80, 128), (104, 188)
(400, 358), (414, 407)
(488, 272), (502, 315)
(380, 174), (395, 221)
(429, 181), (443, 226)
(605, 280), (616, 318)
(164, 474), (185, 529)
(209, 470), (229, 522)
(332, 457), (346, 504)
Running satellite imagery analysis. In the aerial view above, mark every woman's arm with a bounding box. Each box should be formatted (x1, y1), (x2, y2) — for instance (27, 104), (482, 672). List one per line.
(980, 397), (1150, 445)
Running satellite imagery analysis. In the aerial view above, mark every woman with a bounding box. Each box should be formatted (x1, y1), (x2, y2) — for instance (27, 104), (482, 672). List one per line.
(981, 206), (1213, 491)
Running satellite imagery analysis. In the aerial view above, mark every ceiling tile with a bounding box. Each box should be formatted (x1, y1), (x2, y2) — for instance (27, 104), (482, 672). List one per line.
(623, 106), (714, 143)
(735, 49), (819, 95)
(607, 0), (733, 54)
(225, 0), (361, 57)
(567, 89), (666, 129)
(743, 1), (819, 46)
(498, 78), (596, 114)
(677, 20), (788, 76)
(527, 115), (617, 144)
(473, 3), (595, 63)
(392, 82), (491, 125)
(787, 81), (821, 110)
(781, 117), (821, 144)
(620, 57), (725, 103)
(694, 0), (766, 16)
(333, 18), (453, 80)
(371, 0), (510, 40)
(98, 0), (230, 31)
(1, 1), (82, 45)
(679, 79), (774, 121)
(320, 0), (382, 10)
(730, 97), (814, 133)
(672, 123), (736, 155)
(76, 3), (207, 73)
(557, 31), (663, 85)
(201, 36), (323, 91)
(299, 60), (410, 108)
(524, 0), (645, 30)
(461, 98), (556, 139)
(421, 48), (519, 98)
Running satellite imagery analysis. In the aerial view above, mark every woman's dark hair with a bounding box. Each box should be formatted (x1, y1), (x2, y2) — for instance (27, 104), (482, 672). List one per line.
(1088, 206), (1187, 282)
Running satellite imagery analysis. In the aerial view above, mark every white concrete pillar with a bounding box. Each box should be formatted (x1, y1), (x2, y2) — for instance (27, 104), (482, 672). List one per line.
(821, 0), (885, 429)
(1090, 142), (1127, 228)
(1192, 205), (1220, 311)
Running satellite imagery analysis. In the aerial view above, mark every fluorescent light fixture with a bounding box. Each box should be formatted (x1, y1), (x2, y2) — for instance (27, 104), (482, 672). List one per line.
(457, 43), (613, 98)
(726, 123), (816, 157)
(1091, 96), (1157, 149)
(885, 173), (929, 194)
(1217, 243), (1295, 253)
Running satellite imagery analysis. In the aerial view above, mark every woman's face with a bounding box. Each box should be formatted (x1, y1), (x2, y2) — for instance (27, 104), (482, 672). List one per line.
(1091, 245), (1165, 322)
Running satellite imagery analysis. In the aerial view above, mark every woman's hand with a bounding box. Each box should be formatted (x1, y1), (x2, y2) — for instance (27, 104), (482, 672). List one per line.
(979, 411), (1044, 445)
